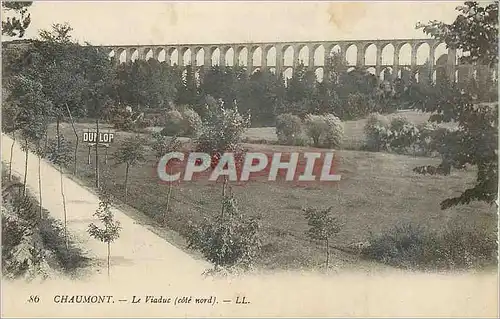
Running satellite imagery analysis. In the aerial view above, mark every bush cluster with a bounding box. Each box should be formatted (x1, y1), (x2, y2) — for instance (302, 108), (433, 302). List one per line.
(304, 114), (344, 148)
(275, 113), (344, 148)
(363, 113), (391, 152)
(108, 105), (135, 131)
(341, 93), (375, 120)
(363, 113), (445, 156)
(275, 113), (305, 146)
(362, 222), (497, 271)
(161, 105), (202, 138)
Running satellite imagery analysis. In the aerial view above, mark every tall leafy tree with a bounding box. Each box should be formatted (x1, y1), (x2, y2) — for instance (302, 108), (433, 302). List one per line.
(2, 88), (21, 181)
(199, 65), (226, 102)
(413, 0), (498, 209)
(285, 62), (316, 103)
(176, 64), (199, 106)
(8, 75), (52, 198)
(112, 59), (178, 110)
(416, 1), (498, 66)
(241, 69), (285, 126)
(30, 24), (88, 174)
(26, 24), (88, 247)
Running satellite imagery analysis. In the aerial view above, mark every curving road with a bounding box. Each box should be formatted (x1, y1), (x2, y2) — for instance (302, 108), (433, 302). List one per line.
(1, 133), (210, 281)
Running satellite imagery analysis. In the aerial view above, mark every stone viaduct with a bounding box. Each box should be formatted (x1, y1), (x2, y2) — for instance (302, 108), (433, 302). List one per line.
(103, 38), (495, 84)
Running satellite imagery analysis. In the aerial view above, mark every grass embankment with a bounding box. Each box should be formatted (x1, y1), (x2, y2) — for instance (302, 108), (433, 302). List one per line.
(1, 170), (90, 280)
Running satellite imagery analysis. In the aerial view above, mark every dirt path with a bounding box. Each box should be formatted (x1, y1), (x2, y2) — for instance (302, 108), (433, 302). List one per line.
(2, 133), (210, 281)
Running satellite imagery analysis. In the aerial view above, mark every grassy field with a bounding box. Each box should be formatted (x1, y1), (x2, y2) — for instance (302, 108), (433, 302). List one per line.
(31, 112), (496, 271)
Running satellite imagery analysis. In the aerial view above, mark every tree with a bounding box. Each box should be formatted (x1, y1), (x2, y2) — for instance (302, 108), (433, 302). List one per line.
(35, 130), (47, 220)
(195, 98), (251, 154)
(151, 133), (182, 225)
(413, 1), (498, 209)
(186, 99), (253, 277)
(303, 207), (342, 269)
(151, 133), (182, 159)
(242, 69), (285, 126)
(36, 23), (89, 175)
(324, 51), (348, 86)
(9, 75), (52, 197)
(176, 64), (200, 106)
(286, 62), (316, 104)
(2, 92), (20, 181)
(187, 188), (261, 274)
(1, 1), (32, 38)
(195, 98), (250, 213)
(113, 136), (147, 198)
(416, 1), (498, 66)
(16, 25), (85, 248)
(113, 59), (178, 110)
(87, 190), (121, 278)
(44, 136), (73, 248)
(80, 44), (115, 189)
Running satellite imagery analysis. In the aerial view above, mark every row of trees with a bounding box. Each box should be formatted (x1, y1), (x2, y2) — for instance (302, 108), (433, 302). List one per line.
(4, 30), (456, 129)
(112, 56), (421, 126)
(2, 19), (122, 279)
(93, 52), (498, 127)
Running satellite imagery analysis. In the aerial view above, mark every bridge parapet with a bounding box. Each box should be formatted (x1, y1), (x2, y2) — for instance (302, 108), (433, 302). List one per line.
(4, 38), (494, 84)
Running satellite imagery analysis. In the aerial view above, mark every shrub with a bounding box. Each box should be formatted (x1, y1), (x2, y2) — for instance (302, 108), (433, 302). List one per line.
(428, 224), (497, 270)
(45, 136), (72, 167)
(151, 133), (182, 159)
(363, 113), (391, 151)
(39, 216), (88, 272)
(161, 106), (202, 138)
(161, 109), (185, 137)
(414, 122), (439, 156)
(341, 93), (374, 120)
(303, 114), (324, 147)
(275, 113), (304, 146)
(323, 114), (345, 148)
(387, 116), (420, 154)
(304, 113), (344, 148)
(195, 104), (251, 153)
(187, 191), (261, 272)
(362, 222), (497, 271)
(179, 106), (202, 137)
(362, 223), (427, 269)
(108, 105), (135, 131)
(2, 192), (48, 280)
(364, 114), (441, 156)
(2, 172), (88, 278)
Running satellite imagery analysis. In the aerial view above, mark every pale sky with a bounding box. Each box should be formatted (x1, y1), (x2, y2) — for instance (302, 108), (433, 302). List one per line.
(5, 1), (465, 45)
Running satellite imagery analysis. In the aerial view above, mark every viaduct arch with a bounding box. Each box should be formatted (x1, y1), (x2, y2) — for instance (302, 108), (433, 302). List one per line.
(103, 38), (494, 84)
